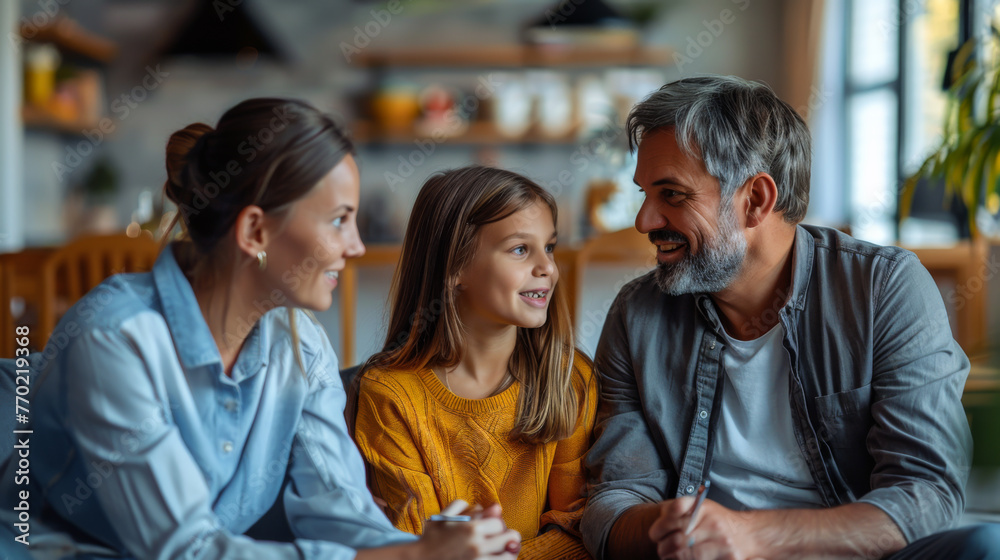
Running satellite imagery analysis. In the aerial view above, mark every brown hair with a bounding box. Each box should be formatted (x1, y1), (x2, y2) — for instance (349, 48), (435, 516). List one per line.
(163, 98), (354, 369)
(363, 166), (587, 443)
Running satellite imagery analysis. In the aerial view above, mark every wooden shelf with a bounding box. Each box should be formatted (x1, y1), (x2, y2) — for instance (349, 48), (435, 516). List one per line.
(20, 16), (117, 63)
(352, 44), (673, 68)
(21, 105), (100, 135)
(353, 120), (581, 146)
(18, 17), (114, 136)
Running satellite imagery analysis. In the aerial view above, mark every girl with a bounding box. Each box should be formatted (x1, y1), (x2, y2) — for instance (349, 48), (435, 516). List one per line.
(0, 100), (518, 560)
(353, 166), (598, 559)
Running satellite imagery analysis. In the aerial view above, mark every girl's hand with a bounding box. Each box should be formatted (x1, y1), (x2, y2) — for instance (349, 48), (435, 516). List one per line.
(471, 503), (521, 557)
(416, 500), (521, 560)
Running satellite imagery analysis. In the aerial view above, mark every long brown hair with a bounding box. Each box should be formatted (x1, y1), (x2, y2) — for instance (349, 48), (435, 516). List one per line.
(364, 166), (584, 443)
(162, 98), (354, 370)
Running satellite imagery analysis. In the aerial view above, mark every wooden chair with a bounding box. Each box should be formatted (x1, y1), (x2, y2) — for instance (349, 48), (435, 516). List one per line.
(0, 259), (14, 359)
(338, 246), (401, 367)
(908, 239), (991, 355)
(571, 227), (656, 320)
(38, 234), (161, 347)
(1, 247), (56, 358)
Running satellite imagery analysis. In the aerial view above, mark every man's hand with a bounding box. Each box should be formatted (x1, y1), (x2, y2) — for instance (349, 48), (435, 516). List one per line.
(649, 498), (761, 560)
(643, 499), (906, 560)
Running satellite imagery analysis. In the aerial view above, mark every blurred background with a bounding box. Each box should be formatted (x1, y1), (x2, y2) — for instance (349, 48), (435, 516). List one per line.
(0, 0), (999, 520)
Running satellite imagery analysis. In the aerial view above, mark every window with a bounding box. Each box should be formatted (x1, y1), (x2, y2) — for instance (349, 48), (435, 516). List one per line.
(814, 0), (980, 244)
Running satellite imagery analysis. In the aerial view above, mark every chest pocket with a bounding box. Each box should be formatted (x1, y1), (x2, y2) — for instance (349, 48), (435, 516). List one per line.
(813, 384), (875, 495)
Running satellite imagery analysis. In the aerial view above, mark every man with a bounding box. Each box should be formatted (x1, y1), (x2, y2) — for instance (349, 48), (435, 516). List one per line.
(581, 75), (1000, 559)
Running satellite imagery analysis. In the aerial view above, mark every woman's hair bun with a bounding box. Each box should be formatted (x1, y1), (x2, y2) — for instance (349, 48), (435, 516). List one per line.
(161, 98), (354, 255)
(164, 122), (213, 205)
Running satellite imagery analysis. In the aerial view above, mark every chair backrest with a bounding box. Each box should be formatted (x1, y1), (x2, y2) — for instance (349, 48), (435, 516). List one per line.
(0, 260), (14, 360)
(38, 234), (160, 346)
(1, 247), (56, 358)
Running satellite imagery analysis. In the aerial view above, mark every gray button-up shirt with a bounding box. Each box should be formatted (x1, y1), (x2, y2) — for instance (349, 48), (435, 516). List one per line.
(581, 225), (972, 558)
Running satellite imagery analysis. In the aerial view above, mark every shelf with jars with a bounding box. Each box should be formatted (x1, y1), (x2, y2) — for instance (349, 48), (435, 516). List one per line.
(350, 44), (672, 147)
(352, 44), (673, 69)
(20, 15), (118, 135)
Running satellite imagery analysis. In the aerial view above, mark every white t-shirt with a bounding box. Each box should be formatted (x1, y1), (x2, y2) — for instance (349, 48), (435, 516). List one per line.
(707, 323), (825, 510)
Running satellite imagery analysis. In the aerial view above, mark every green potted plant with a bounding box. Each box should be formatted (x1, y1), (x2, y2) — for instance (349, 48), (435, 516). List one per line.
(900, 27), (1000, 238)
(902, 30), (1000, 490)
(68, 156), (120, 235)
(81, 157), (118, 204)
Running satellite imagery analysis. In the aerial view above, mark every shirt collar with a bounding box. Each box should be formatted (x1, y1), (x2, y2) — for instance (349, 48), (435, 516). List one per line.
(152, 244), (222, 370)
(232, 308), (270, 383)
(694, 225), (813, 325)
(787, 225), (813, 312)
(151, 244), (273, 378)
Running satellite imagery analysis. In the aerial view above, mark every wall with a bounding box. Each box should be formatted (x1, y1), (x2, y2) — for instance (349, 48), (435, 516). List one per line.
(15, 0), (792, 363)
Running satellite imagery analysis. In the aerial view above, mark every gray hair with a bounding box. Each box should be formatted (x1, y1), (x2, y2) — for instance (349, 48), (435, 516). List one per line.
(626, 75), (810, 223)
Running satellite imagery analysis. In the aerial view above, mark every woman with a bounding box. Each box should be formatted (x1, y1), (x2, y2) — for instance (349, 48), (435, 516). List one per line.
(0, 98), (519, 559)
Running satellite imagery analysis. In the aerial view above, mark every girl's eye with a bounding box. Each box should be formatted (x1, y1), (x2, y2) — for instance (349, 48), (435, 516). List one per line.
(511, 245), (527, 256)
(545, 243), (556, 253)
(332, 216), (344, 228)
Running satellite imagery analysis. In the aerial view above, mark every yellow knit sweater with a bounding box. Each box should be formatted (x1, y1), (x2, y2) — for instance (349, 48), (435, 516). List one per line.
(353, 353), (597, 560)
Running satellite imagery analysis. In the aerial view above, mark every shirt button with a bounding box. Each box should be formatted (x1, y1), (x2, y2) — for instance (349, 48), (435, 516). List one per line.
(686, 485), (696, 494)
(222, 441), (234, 453)
(225, 400), (237, 412)
(710, 341), (716, 350)
(699, 410), (708, 419)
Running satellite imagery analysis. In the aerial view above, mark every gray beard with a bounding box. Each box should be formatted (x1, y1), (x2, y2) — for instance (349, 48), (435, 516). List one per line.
(654, 199), (747, 296)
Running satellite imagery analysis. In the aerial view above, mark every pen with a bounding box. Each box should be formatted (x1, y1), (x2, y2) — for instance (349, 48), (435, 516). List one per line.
(429, 514), (472, 522)
(684, 479), (711, 535)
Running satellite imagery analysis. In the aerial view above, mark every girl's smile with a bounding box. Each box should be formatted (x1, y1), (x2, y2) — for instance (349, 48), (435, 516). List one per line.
(518, 288), (549, 308)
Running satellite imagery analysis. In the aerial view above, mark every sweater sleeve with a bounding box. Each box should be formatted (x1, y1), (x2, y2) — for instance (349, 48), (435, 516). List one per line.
(352, 373), (442, 535)
(529, 353), (598, 559)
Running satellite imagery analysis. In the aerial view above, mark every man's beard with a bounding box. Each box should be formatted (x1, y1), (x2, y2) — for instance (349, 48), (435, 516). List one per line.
(651, 198), (747, 296)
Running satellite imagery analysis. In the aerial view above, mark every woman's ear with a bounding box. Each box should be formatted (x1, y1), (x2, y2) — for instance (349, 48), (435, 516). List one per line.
(233, 205), (269, 260)
(743, 173), (778, 228)
(451, 271), (466, 292)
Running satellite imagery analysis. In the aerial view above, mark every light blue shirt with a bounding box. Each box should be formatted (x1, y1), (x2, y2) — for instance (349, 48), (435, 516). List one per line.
(0, 244), (414, 559)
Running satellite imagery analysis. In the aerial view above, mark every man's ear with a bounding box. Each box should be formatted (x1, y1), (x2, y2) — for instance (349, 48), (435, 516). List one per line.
(742, 173), (778, 228)
(233, 205), (269, 260)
